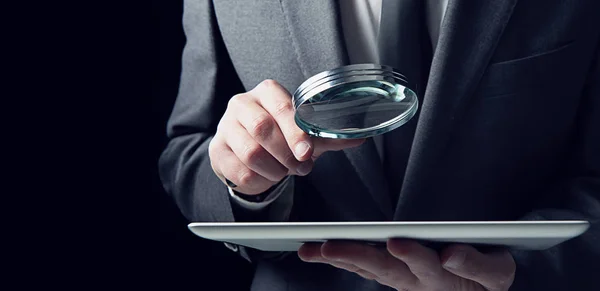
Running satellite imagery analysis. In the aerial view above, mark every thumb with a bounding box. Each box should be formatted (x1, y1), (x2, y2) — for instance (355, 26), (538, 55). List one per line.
(440, 244), (516, 291)
(311, 138), (366, 159)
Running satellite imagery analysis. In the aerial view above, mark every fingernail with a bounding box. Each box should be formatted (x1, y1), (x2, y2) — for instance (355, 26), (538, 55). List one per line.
(296, 161), (312, 176)
(294, 142), (310, 159)
(443, 251), (466, 269)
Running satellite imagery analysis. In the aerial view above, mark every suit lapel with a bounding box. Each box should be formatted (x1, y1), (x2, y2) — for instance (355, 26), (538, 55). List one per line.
(394, 0), (519, 220)
(281, 0), (393, 219)
(279, 0), (348, 78)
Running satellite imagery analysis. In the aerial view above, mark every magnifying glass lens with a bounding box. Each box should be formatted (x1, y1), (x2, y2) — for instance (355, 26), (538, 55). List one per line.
(293, 65), (418, 139)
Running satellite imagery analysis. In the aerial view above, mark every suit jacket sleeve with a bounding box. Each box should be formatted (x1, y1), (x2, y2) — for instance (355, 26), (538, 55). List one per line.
(229, 175), (295, 219)
(510, 40), (600, 290)
(157, 0), (291, 263)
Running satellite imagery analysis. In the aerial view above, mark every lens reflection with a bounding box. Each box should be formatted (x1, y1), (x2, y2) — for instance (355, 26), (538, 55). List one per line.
(295, 80), (417, 139)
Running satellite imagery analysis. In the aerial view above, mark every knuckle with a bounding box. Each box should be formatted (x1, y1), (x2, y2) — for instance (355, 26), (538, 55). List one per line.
(261, 79), (278, 88)
(237, 170), (257, 187)
(242, 143), (265, 165)
(274, 100), (294, 117)
(228, 93), (246, 107)
(249, 114), (275, 139)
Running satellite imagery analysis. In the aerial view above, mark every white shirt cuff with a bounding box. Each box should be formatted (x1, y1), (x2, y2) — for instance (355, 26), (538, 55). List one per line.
(228, 175), (294, 212)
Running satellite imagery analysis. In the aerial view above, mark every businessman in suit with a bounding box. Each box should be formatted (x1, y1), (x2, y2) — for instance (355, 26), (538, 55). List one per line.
(159, 0), (600, 290)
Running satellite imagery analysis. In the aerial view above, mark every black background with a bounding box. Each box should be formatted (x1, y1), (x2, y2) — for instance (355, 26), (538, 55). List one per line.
(9, 0), (255, 288)
(157, 0), (254, 289)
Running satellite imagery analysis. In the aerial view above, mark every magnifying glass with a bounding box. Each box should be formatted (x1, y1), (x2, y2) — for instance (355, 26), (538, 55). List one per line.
(293, 64), (418, 139)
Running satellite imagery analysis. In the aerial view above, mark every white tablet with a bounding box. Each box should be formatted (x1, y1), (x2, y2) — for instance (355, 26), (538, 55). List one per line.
(187, 220), (589, 251)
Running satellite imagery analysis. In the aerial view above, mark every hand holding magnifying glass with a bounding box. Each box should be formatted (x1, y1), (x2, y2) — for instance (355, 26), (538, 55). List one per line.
(209, 79), (366, 195)
(209, 64), (417, 195)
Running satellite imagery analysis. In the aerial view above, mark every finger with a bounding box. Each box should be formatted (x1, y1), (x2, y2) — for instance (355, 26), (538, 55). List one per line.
(252, 79), (314, 162)
(229, 93), (313, 176)
(320, 241), (418, 286)
(387, 239), (447, 281)
(209, 138), (273, 195)
(312, 138), (366, 159)
(298, 243), (323, 262)
(327, 261), (378, 280)
(298, 243), (377, 280)
(441, 244), (516, 291)
(298, 243), (362, 272)
(222, 119), (288, 182)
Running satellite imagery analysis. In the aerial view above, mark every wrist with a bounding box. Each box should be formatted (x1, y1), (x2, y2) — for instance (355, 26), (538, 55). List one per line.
(228, 176), (292, 210)
(229, 187), (273, 203)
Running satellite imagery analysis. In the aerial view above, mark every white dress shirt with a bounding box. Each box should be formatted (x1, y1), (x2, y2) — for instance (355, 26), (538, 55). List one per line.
(229, 0), (448, 218)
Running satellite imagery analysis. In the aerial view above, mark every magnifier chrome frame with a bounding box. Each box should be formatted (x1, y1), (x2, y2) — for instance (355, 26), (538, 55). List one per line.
(292, 64), (419, 139)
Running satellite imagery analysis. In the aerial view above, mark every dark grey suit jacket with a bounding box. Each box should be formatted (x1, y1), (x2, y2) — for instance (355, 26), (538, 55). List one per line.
(159, 0), (600, 290)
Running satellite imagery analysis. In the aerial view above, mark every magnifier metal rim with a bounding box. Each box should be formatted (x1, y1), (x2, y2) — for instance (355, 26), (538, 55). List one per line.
(294, 74), (411, 110)
(294, 70), (408, 107)
(293, 64), (405, 98)
(295, 68), (407, 99)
